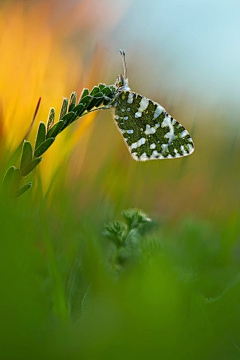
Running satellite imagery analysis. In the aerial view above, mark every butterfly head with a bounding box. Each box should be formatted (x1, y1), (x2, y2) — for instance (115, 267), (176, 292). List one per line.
(114, 74), (130, 92)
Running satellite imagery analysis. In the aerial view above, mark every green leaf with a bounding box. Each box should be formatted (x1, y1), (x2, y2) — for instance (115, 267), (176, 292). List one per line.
(21, 157), (42, 177)
(81, 87), (103, 111)
(102, 86), (116, 105)
(60, 111), (78, 131)
(79, 88), (89, 102)
(59, 98), (68, 120)
(78, 94), (97, 112)
(47, 108), (55, 132)
(72, 103), (85, 117)
(90, 86), (100, 96)
(68, 92), (77, 112)
(88, 92), (104, 108)
(2, 166), (21, 196)
(98, 83), (106, 91)
(35, 122), (46, 151)
(16, 182), (32, 198)
(79, 95), (91, 108)
(2, 166), (15, 191)
(34, 137), (55, 157)
(20, 141), (33, 172)
(61, 111), (77, 126)
(46, 121), (64, 139)
(123, 209), (152, 231)
(84, 92), (103, 110)
(104, 221), (126, 248)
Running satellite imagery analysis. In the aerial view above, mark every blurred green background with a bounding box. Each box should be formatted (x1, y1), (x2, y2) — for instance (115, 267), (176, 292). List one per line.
(0, 0), (240, 359)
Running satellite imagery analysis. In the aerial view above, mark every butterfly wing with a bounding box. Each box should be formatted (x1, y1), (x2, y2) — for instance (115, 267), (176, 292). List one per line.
(113, 91), (194, 161)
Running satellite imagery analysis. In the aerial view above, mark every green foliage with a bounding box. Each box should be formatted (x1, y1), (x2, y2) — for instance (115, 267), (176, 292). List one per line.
(46, 122), (64, 139)
(68, 92), (77, 112)
(104, 209), (156, 270)
(59, 97), (68, 120)
(1, 84), (116, 199)
(1, 191), (240, 359)
(2, 166), (21, 198)
(20, 141), (33, 171)
(46, 107), (55, 132)
(35, 122), (46, 149)
(15, 182), (33, 198)
(34, 138), (55, 157)
(104, 209), (153, 246)
(19, 140), (42, 177)
(79, 88), (89, 100)
(20, 157), (42, 177)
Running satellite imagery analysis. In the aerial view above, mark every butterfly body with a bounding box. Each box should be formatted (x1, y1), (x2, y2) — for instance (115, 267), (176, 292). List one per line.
(112, 50), (194, 161)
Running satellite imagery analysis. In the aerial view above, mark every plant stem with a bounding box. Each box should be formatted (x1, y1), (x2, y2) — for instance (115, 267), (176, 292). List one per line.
(111, 247), (119, 271)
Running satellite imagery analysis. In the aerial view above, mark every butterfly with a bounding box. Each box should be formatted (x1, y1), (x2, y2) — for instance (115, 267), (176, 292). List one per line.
(111, 49), (194, 161)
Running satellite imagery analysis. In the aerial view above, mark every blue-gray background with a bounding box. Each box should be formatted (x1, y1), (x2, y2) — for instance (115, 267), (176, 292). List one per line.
(97, 0), (240, 113)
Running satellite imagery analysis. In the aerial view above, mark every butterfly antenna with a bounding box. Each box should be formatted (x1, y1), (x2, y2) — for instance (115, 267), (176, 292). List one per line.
(119, 49), (127, 79)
